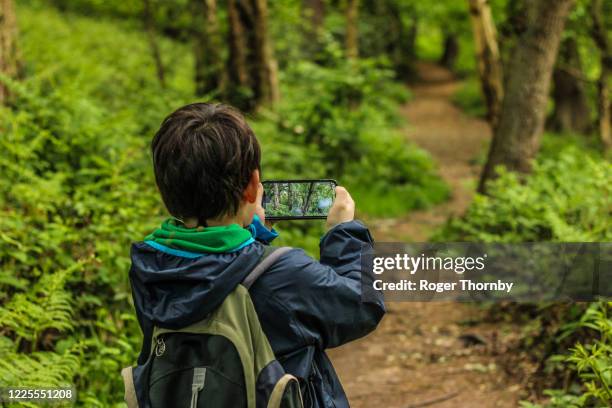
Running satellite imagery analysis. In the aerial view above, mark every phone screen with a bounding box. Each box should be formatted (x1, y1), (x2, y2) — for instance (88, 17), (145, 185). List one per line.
(262, 180), (337, 220)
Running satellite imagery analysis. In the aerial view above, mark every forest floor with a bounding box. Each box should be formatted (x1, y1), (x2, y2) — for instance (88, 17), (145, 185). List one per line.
(328, 63), (526, 408)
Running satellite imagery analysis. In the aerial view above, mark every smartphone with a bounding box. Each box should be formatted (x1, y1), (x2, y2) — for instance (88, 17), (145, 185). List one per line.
(262, 179), (337, 220)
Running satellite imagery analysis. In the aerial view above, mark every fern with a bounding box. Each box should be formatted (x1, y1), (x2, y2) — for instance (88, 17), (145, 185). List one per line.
(0, 262), (86, 408)
(0, 339), (80, 408)
(0, 344), (81, 387)
(0, 261), (84, 345)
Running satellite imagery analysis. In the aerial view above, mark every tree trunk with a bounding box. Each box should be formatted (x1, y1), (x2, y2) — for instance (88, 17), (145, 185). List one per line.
(478, 0), (576, 193)
(302, 183), (314, 214)
(389, 4), (418, 80)
(224, 0), (255, 111)
(142, 0), (165, 88)
(192, 0), (222, 96)
(498, 0), (528, 67)
(468, 0), (504, 129)
(400, 14), (418, 78)
(303, 0), (324, 33)
(549, 37), (591, 134)
(227, 0), (249, 87)
(345, 0), (359, 59)
(287, 183), (293, 211)
(440, 34), (459, 69)
(590, 0), (611, 151)
(226, 0), (278, 110)
(0, 0), (19, 105)
(302, 0), (325, 57)
(251, 0), (279, 107)
(273, 183), (280, 209)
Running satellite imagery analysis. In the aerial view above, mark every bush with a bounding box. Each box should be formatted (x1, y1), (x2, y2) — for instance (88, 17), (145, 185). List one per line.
(435, 142), (611, 407)
(520, 302), (612, 408)
(0, 81), (157, 407)
(263, 56), (449, 216)
(435, 146), (611, 243)
(562, 303), (612, 407)
(0, 5), (190, 406)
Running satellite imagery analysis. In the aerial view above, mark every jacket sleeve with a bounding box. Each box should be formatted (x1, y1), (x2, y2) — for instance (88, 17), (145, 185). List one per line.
(261, 220), (385, 350)
(248, 214), (279, 244)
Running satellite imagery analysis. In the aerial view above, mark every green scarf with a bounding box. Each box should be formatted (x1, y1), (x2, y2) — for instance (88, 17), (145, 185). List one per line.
(145, 218), (254, 253)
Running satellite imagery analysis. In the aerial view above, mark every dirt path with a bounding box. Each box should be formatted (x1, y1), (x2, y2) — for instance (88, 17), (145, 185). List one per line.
(373, 62), (490, 241)
(327, 63), (524, 408)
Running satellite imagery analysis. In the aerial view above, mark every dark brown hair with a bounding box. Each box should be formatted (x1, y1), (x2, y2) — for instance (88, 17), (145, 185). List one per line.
(151, 103), (261, 223)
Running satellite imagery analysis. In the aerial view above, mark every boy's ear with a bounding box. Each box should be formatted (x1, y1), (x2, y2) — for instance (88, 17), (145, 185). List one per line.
(244, 170), (260, 203)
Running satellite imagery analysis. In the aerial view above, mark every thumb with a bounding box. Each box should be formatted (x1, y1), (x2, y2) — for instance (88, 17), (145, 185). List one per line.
(334, 186), (348, 200)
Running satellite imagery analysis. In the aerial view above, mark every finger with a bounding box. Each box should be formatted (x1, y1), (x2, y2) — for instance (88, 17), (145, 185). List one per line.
(256, 182), (264, 204)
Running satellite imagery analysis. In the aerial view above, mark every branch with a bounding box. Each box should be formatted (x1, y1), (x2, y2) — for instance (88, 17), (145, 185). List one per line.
(404, 391), (461, 408)
(556, 64), (597, 84)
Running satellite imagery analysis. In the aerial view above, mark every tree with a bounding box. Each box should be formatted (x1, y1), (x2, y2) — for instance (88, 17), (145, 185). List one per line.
(590, 0), (611, 151)
(345, 0), (359, 59)
(301, 183), (314, 214)
(479, 0), (576, 192)
(391, 7), (418, 79)
(225, 0), (279, 110)
(251, 0), (279, 107)
(287, 183), (294, 211)
(227, 0), (249, 106)
(549, 37), (590, 134)
(497, 0), (528, 66)
(192, 0), (222, 96)
(142, 0), (165, 88)
(302, 0), (325, 58)
(468, 0), (504, 128)
(273, 183), (280, 209)
(0, 0), (19, 105)
(440, 33), (459, 69)
(303, 0), (324, 35)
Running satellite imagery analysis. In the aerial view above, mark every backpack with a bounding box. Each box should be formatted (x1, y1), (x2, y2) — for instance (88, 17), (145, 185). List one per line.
(121, 246), (304, 408)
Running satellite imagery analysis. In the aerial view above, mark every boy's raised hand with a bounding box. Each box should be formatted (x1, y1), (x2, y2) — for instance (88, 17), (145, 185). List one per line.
(326, 186), (355, 230)
(254, 182), (275, 229)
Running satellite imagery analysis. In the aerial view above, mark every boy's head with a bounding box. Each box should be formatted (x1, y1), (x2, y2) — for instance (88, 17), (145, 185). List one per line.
(151, 103), (261, 226)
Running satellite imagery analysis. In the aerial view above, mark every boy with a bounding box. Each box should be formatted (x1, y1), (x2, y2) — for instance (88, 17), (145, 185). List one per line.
(129, 103), (385, 408)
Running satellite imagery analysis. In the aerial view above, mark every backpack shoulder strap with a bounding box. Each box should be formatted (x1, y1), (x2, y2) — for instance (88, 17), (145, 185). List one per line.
(121, 366), (139, 408)
(242, 246), (292, 289)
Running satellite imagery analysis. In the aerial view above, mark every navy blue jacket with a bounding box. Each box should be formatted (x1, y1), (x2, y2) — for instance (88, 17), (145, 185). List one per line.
(129, 220), (385, 408)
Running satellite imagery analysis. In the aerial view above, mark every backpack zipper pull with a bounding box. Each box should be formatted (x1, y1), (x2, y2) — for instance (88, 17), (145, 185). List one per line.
(190, 367), (206, 408)
(155, 337), (166, 357)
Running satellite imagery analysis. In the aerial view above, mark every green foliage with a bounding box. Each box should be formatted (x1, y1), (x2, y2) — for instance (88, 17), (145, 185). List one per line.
(557, 303), (612, 407)
(519, 392), (582, 408)
(435, 145), (612, 243)
(278, 57), (409, 173)
(1, 2), (450, 406)
(0, 5), (186, 405)
(0, 262), (84, 400)
(452, 76), (487, 118)
(265, 182), (334, 217)
(525, 303), (612, 408)
(435, 140), (611, 407)
(564, 0), (610, 82)
(263, 56), (448, 216)
(0, 262), (82, 343)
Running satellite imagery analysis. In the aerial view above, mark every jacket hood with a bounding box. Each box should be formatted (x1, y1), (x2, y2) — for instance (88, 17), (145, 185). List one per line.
(129, 241), (265, 361)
